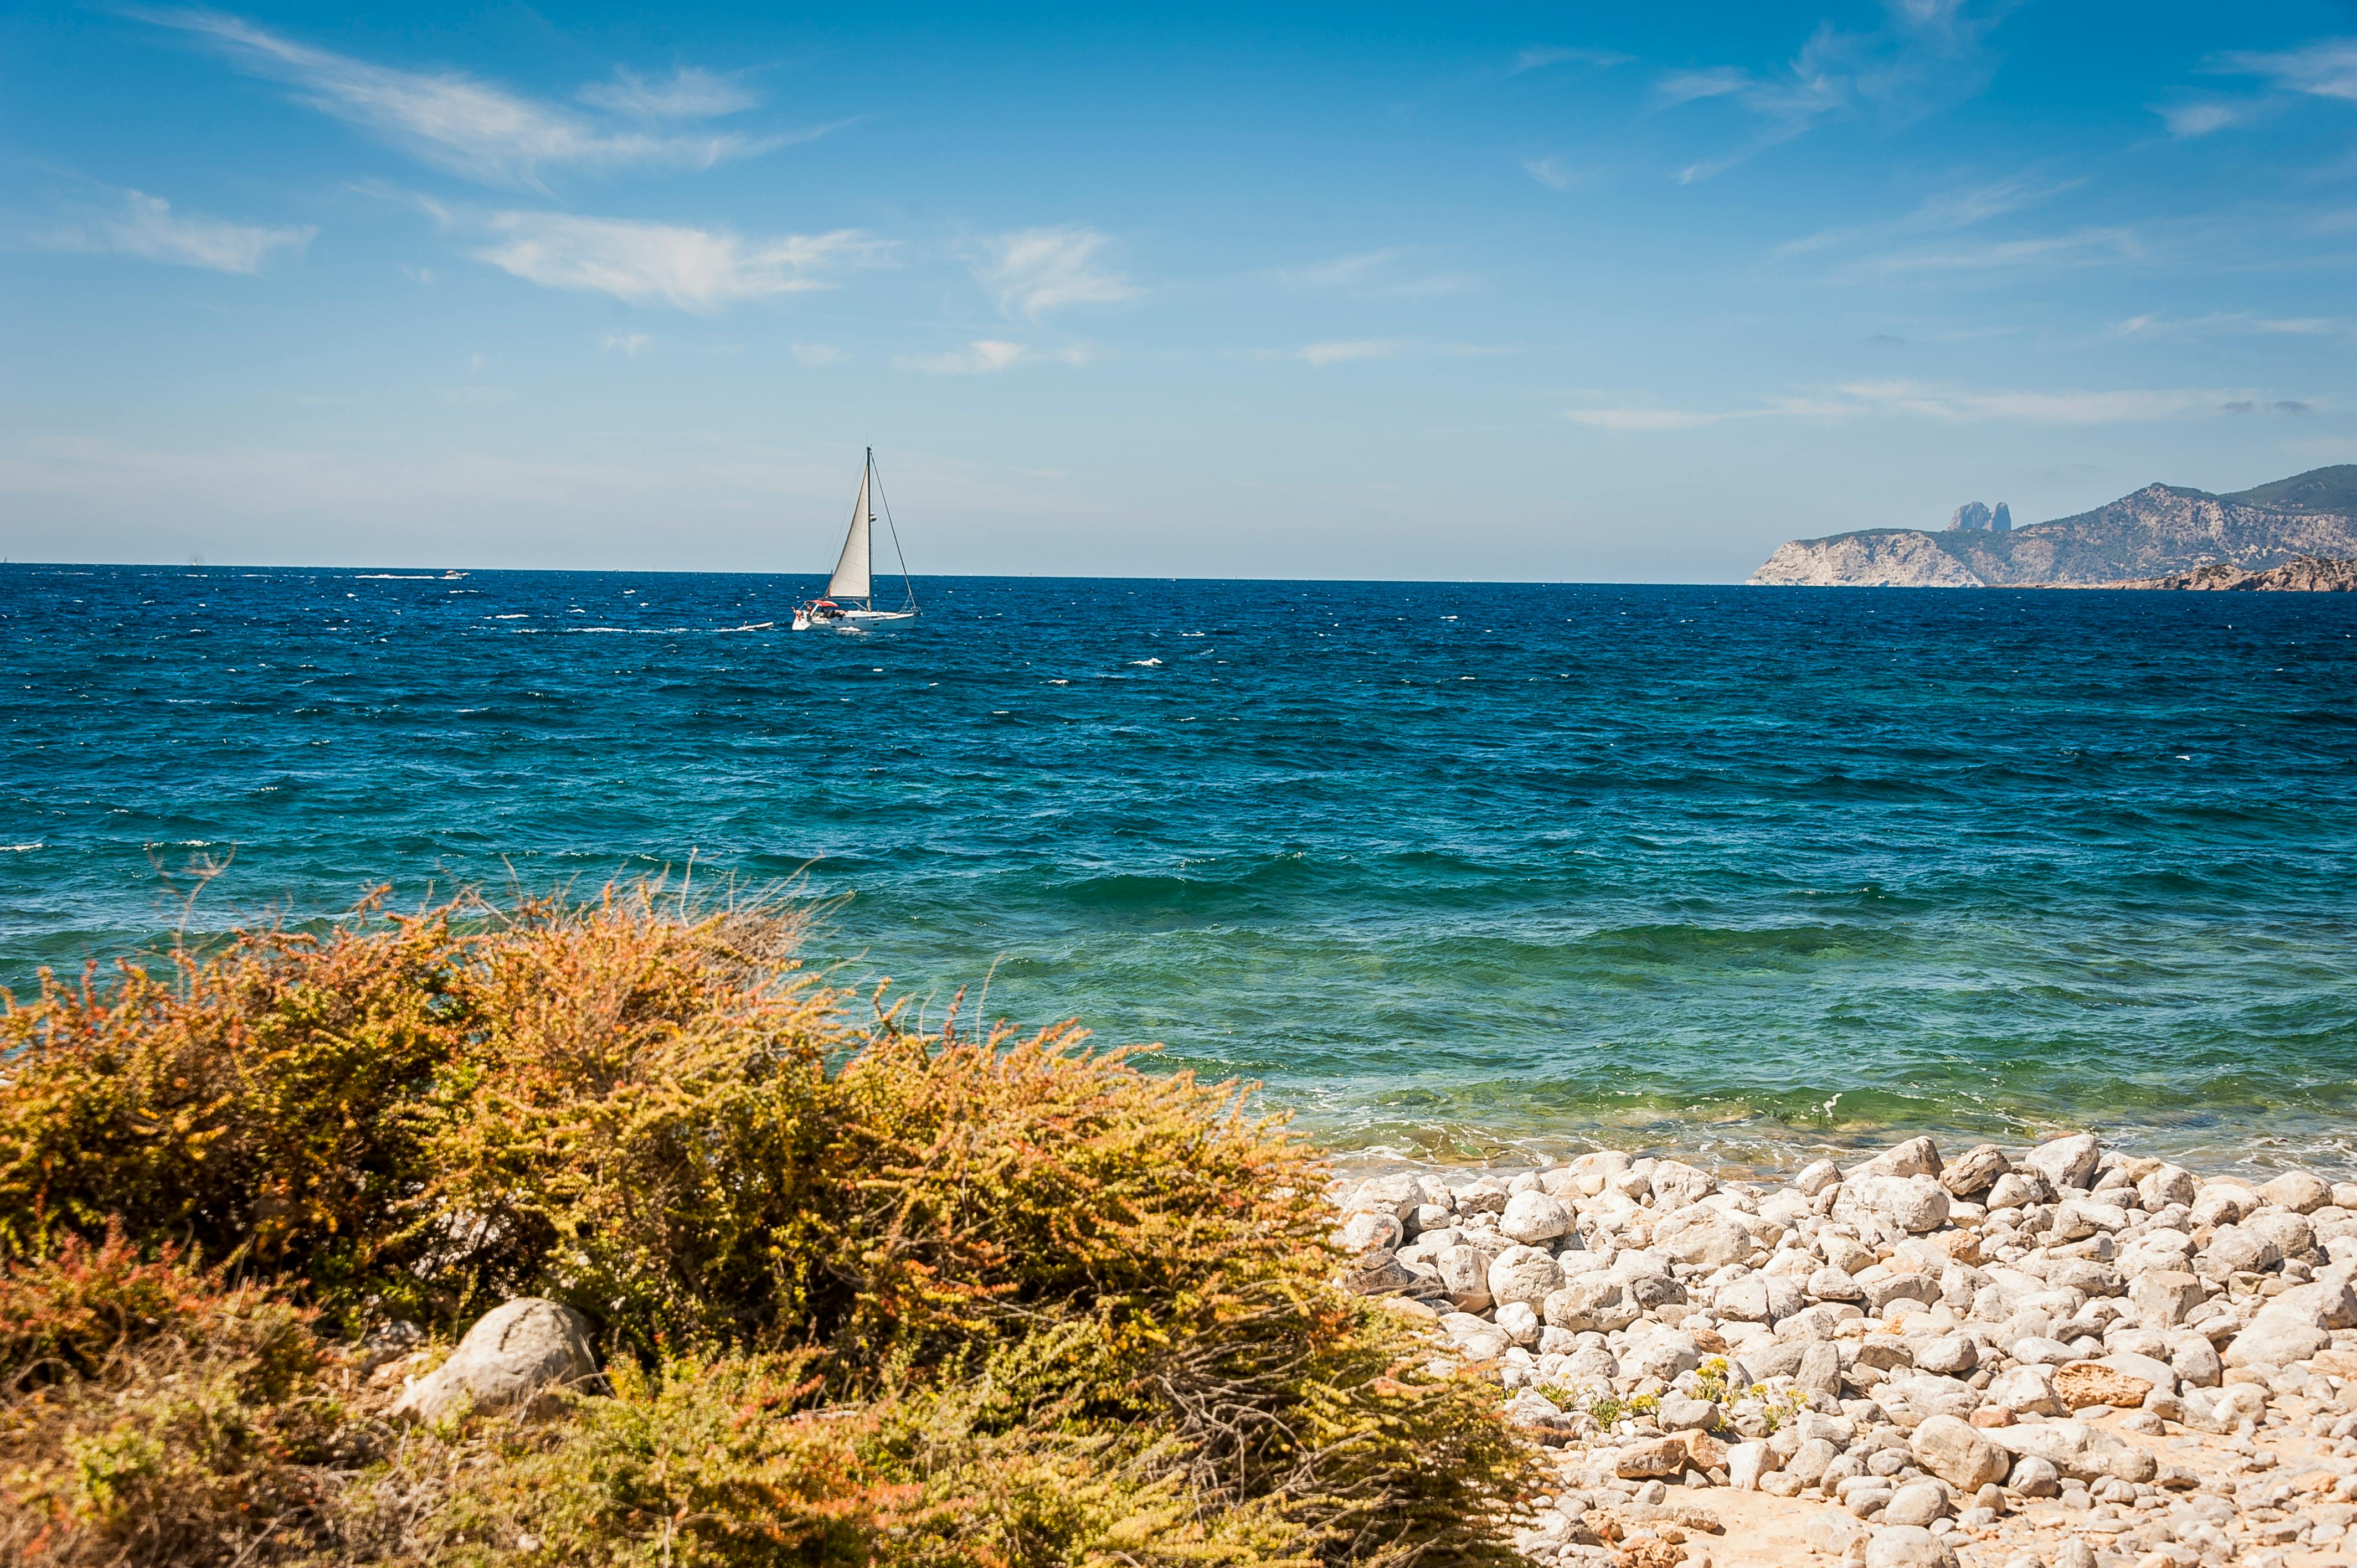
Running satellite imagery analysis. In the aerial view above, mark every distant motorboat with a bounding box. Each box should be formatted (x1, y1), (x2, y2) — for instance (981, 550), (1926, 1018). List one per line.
(795, 448), (918, 630)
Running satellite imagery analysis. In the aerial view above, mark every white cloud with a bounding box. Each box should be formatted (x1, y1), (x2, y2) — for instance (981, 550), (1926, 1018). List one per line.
(791, 342), (846, 368)
(2106, 311), (2351, 342)
(1521, 156), (1603, 192)
(2157, 100), (2246, 137)
(901, 340), (1030, 374)
(1567, 379), (2267, 431)
(44, 187), (312, 273)
(599, 331), (652, 357)
(2220, 38), (2357, 104)
(1774, 173), (2084, 259)
(579, 66), (758, 118)
(1566, 407), (1722, 431)
(1512, 45), (1633, 74)
(970, 226), (1138, 320)
(1659, 4), (2009, 182)
(1846, 225), (2141, 277)
(1656, 67), (1752, 106)
(143, 10), (788, 188)
(476, 212), (888, 310)
(1279, 249), (1474, 295)
(1297, 340), (1402, 367)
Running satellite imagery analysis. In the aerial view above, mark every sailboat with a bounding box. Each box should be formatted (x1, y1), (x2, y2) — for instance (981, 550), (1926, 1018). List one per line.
(794, 447), (918, 630)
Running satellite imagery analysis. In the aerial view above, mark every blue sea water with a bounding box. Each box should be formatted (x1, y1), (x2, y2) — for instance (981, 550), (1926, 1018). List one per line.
(4, 564), (2355, 1176)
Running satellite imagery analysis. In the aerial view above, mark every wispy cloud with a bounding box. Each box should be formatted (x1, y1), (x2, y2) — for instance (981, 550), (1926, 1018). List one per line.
(1298, 340), (1403, 367)
(1655, 67), (1752, 107)
(579, 66), (758, 118)
(2107, 311), (2353, 342)
(141, 10), (794, 188)
(969, 226), (1138, 321)
(44, 187), (312, 273)
(1278, 249), (1475, 296)
(1774, 172), (2083, 259)
(900, 340), (1051, 375)
(2221, 399), (2313, 415)
(1844, 225), (2142, 278)
(1521, 156), (1603, 193)
(1659, 4), (2011, 183)
(791, 342), (846, 368)
(2219, 38), (2357, 105)
(1568, 378), (2269, 431)
(598, 331), (652, 357)
(2155, 100), (2246, 137)
(476, 213), (889, 310)
(1512, 45), (1633, 74)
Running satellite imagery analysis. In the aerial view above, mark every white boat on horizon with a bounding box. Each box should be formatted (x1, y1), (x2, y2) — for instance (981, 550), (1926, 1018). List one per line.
(795, 448), (918, 630)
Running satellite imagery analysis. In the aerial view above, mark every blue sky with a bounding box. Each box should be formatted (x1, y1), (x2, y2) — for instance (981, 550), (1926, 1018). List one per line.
(3, 2), (2355, 581)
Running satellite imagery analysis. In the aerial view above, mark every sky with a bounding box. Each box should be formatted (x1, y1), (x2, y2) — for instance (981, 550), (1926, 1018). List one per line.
(3, 2), (2356, 582)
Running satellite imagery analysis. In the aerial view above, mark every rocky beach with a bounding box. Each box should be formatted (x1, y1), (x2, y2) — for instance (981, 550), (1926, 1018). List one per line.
(1335, 1135), (2357, 1568)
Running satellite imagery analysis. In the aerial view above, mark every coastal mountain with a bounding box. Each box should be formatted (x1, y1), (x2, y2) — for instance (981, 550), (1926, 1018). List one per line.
(1750, 465), (2357, 586)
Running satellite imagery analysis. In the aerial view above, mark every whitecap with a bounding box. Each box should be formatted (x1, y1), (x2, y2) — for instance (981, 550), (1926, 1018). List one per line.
(1129, 657), (1162, 667)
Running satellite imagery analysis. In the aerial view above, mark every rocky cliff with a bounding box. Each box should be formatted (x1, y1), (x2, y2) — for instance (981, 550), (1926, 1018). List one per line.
(1751, 466), (2357, 587)
(2110, 555), (2357, 591)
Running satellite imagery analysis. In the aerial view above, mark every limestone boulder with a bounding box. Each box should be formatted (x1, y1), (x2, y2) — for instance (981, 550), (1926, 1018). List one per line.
(1499, 1189), (1573, 1246)
(2022, 1133), (2101, 1193)
(1907, 1413), (2007, 1490)
(390, 1298), (599, 1423)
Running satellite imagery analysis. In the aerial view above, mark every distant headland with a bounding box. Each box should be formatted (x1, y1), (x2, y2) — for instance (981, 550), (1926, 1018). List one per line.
(1750, 466), (2357, 589)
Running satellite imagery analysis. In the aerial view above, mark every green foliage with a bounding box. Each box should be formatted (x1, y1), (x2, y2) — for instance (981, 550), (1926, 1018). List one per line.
(0, 888), (1540, 1567)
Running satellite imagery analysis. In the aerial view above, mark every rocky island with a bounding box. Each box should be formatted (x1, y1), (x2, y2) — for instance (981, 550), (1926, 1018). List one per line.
(1751, 467), (2357, 588)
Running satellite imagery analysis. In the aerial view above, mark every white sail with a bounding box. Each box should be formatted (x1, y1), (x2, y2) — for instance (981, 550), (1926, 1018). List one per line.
(826, 465), (872, 601)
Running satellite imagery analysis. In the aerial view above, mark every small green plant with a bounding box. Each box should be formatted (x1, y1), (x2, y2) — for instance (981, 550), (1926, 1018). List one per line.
(1690, 1355), (1731, 1405)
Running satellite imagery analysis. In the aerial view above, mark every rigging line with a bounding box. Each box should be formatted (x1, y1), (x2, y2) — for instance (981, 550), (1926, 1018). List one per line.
(869, 453), (919, 612)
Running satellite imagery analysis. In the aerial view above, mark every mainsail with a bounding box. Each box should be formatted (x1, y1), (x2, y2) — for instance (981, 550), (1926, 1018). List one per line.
(827, 466), (873, 601)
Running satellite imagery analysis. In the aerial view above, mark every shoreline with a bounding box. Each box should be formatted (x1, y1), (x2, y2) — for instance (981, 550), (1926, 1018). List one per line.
(1332, 1131), (2357, 1567)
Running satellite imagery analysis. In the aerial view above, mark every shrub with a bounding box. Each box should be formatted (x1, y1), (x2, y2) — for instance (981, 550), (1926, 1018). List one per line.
(0, 889), (1538, 1566)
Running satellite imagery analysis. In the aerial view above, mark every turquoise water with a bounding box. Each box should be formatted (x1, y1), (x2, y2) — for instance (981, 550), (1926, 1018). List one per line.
(4, 566), (2355, 1174)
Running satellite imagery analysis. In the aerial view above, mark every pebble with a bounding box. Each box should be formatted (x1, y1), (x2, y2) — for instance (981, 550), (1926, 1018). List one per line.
(1330, 1137), (2357, 1565)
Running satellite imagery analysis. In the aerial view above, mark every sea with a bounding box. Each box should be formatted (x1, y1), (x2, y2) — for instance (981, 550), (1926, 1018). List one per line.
(5, 565), (2355, 1178)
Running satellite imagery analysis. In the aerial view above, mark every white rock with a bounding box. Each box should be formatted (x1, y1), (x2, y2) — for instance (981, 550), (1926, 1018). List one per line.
(1874, 1373), (1981, 1431)
(1545, 1275), (1640, 1332)
(1982, 1363), (2062, 1416)
(1908, 1413), (2007, 1490)
(1859, 1136), (1943, 1180)
(1727, 1440), (1770, 1490)
(1939, 1144), (2009, 1198)
(2137, 1163), (2197, 1209)
(1345, 1173), (1424, 1220)
(1652, 1204), (1756, 1268)
(1649, 1158), (1717, 1210)
(1438, 1311), (1510, 1360)
(2224, 1307), (2329, 1367)
(2178, 1381), (2265, 1433)
(1499, 1189), (1573, 1246)
(1433, 1244), (1494, 1312)
(1851, 1174), (1951, 1234)
(1486, 1245), (1562, 1311)
(1795, 1159), (1842, 1196)
(2261, 1169), (2332, 1214)
(2165, 1330), (2221, 1388)
(1865, 1523), (1959, 1568)
(1336, 1210), (1404, 1253)
(390, 1298), (598, 1423)
(2022, 1133), (2101, 1193)
(2051, 1199), (2130, 1242)
(2010, 1335), (2075, 1366)
(1881, 1479), (1952, 1528)
(1495, 1300), (1542, 1347)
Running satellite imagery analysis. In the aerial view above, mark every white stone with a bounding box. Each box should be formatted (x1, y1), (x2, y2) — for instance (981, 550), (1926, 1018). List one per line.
(1336, 1210), (1403, 1253)
(1486, 1245), (1561, 1311)
(1908, 1414), (2007, 1490)
(1544, 1275), (1640, 1332)
(1652, 1204), (1756, 1268)
(1649, 1158), (1718, 1210)
(1865, 1523), (1959, 1568)
(2022, 1133), (2101, 1192)
(1982, 1363), (2062, 1416)
(390, 1297), (598, 1423)
(1882, 1479), (1952, 1528)
(2178, 1381), (2265, 1433)
(1433, 1244), (1493, 1312)
(1794, 1159), (1841, 1196)
(1499, 1189), (1573, 1246)
(2224, 1308), (2329, 1368)
(1495, 1300), (1541, 1347)
(1437, 1311), (1510, 1361)
(2261, 1169), (2332, 1214)
(1727, 1440), (1770, 1490)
